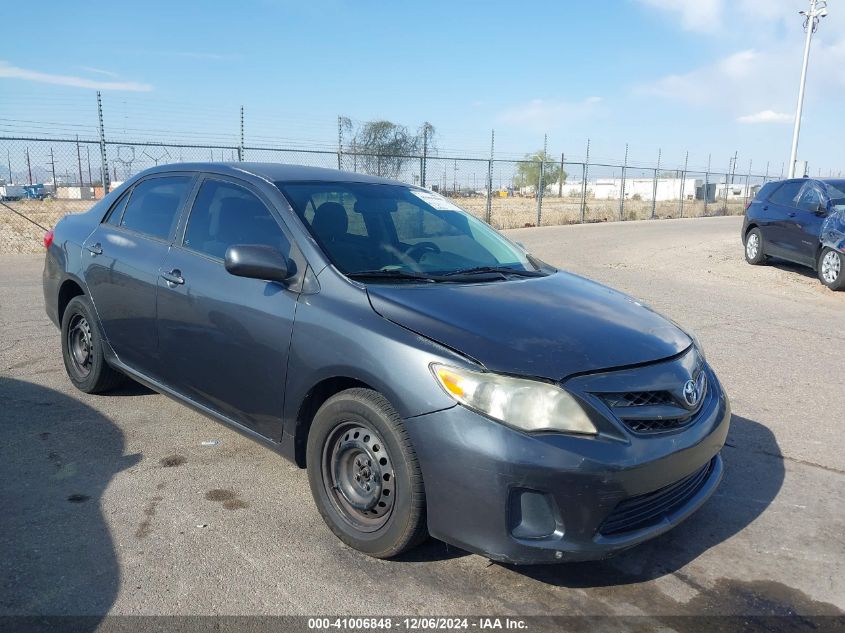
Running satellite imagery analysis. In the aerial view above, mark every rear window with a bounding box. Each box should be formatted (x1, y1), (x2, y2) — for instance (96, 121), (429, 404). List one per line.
(755, 182), (780, 202)
(767, 181), (803, 207)
(120, 176), (193, 240)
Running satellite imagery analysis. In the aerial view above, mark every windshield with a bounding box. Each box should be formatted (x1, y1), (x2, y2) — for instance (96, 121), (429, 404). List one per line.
(277, 182), (543, 279)
(824, 181), (845, 208)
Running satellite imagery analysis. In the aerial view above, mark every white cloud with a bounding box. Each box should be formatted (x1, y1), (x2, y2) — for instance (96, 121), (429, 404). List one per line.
(498, 97), (604, 130)
(637, 0), (724, 33)
(79, 66), (121, 79)
(0, 61), (152, 92)
(737, 110), (793, 124)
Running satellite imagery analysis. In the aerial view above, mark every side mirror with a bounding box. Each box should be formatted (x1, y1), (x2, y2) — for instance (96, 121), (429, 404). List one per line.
(224, 244), (296, 283)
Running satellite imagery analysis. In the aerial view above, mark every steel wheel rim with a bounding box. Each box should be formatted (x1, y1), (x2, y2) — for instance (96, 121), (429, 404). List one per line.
(746, 233), (759, 260)
(322, 423), (395, 533)
(822, 251), (841, 284)
(67, 314), (93, 377)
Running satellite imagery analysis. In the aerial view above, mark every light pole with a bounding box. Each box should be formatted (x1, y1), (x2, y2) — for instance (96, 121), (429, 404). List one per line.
(788, 0), (828, 178)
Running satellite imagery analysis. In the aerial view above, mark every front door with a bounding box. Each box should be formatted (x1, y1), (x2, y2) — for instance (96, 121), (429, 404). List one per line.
(82, 174), (195, 376)
(791, 182), (829, 266)
(155, 175), (300, 439)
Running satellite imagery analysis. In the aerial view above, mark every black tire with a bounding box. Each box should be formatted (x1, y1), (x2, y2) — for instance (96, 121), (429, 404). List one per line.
(818, 248), (845, 291)
(744, 228), (767, 265)
(306, 388), (427, 559)
(61, 295), (125, 393)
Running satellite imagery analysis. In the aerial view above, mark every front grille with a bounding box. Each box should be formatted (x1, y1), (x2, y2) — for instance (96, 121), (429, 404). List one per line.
(599, 459), (714, 536)
(622, 416), (695, 434)
(601, 391), (675, 408)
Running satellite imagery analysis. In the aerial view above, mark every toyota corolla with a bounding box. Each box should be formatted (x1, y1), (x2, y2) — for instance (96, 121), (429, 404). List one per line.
(43, 163), (729, 564)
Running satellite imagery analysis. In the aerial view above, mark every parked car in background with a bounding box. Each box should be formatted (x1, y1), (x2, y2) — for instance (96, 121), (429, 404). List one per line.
(43, 163), (729, 564)
(742, 178), (845, 290)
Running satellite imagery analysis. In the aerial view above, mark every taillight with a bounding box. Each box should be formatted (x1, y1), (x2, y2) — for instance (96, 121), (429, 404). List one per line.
(43, 229), (54, 249)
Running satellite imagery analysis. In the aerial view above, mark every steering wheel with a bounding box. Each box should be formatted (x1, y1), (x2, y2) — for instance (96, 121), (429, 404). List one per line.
(405, 242), (441, 262)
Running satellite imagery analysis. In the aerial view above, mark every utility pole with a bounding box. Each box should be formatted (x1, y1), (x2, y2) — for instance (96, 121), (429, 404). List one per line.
(96, 91), (110, 194)
(704, 154), (711, 216)
(788, 0), (828, 178)
(26, 147), (32, 185)
(679, 150), (689, 218)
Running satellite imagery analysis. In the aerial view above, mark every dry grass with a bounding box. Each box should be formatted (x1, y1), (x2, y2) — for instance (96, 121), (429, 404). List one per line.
(450, 195), (747, 229)
(0, 195), (748, 254)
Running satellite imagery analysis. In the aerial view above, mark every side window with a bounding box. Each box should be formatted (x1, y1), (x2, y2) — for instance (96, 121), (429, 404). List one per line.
(796, 184), (823, 211)
(104, 190), (131, 225)
(120, 176), (192, 240)
(183, 179), (290, 260)
(768, 182), (804, 208)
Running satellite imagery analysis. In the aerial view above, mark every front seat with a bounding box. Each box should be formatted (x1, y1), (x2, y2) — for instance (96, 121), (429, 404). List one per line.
(311, 202), (371, 271)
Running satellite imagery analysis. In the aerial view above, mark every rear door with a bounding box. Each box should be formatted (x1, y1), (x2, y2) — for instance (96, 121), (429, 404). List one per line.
(765, 181), (805, 261)
(155, 175), (302, 439)
(82, 173), (196, 376)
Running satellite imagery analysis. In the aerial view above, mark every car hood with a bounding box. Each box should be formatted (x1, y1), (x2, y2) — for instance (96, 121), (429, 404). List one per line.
(367, 272), (692, 380)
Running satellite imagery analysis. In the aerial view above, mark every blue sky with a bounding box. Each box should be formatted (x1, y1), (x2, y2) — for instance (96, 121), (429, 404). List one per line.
(2, 0), (843, 174)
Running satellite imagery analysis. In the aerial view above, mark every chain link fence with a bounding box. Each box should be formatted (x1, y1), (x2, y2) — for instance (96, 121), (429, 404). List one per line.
(0, 135), (779, 253)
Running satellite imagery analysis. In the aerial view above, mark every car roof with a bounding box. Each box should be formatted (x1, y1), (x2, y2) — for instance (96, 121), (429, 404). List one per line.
(138, 162), (405, 186)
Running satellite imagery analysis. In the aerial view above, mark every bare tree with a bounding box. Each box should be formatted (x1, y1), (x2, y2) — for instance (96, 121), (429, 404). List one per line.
(344, 119), (436, 178)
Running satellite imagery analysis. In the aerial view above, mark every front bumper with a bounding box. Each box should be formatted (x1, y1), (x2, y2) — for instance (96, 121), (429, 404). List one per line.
(403, 367), (730, 564)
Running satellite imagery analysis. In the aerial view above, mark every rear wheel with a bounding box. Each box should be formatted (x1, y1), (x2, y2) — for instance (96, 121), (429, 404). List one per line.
(306, 388), (427, 558)
(61, 295), (125, 393)
(818, 248), (845, 291)
(744, 228), (767, 265)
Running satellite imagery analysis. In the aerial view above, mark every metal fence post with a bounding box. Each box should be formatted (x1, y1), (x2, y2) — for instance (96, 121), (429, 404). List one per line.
(239, 106), (245, 162)
(679, 150), (688, 218)
(536, 134), (547, 226)
(421, 126), (428, 187)
(559, 152), (564, 197)
(485, 130), (494, 224)
(96, 91), (110, 194)
(703, 154), (710, 216)
(651, 148), (661, 219)
(619, 143), (628, 220)
(580, 138), (590, 223)
(744, 160), (752, 208)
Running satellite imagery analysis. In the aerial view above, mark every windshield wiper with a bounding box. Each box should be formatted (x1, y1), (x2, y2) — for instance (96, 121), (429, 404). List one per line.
(347, 270), (440, 282)
(442, 266), (545, 278)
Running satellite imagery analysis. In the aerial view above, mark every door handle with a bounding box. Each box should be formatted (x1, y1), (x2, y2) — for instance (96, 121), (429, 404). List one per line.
(763, 205), (769, 211)
(161, 269), (185, 285)
(86, 243), (103, 256)
(788, 212), (797, 218)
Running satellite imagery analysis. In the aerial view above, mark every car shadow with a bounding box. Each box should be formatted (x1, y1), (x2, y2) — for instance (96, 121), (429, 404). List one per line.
(499, 414), (784, 587)
(766, 257), (818, 281)
(0, 378), (140, 625)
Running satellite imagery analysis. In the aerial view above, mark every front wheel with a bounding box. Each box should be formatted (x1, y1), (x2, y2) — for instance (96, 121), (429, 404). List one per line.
(306, 388), (427, 558)
(818, 248), (845, 291)
(744, 228), (767, 265)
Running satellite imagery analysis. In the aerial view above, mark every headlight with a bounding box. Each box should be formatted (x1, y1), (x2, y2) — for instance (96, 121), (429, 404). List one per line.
(431, 364), (597, 435)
